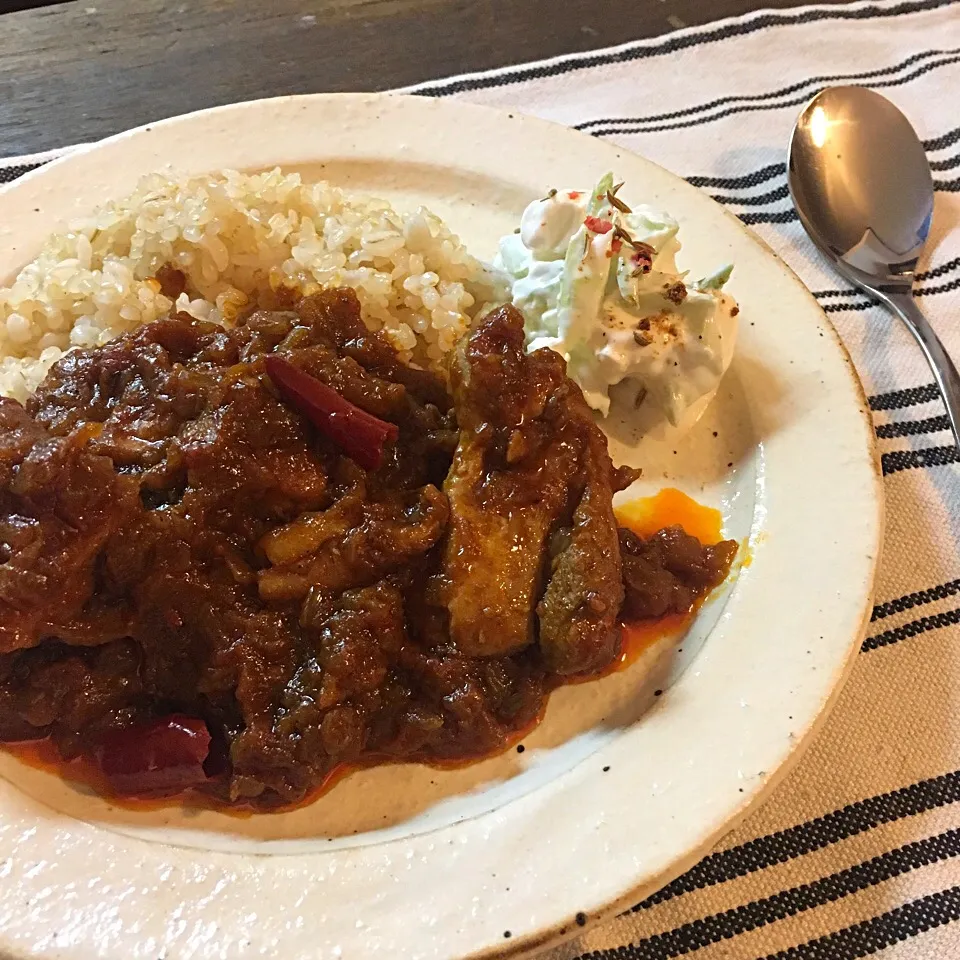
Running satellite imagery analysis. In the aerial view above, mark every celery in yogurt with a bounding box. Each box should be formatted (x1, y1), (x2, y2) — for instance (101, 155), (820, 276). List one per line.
(495, 174), (739, 426)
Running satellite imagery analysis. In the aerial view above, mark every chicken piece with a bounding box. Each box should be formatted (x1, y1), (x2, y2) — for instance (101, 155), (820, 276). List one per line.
(536, 438), (626, 676)
(0, 399), (141, 654)
(442, 304), (631, 673)
(0, 639), (142, 749)
(619, 526), (737, 620)
(296, 288), (451, 410)
(257, 483), (449, 602)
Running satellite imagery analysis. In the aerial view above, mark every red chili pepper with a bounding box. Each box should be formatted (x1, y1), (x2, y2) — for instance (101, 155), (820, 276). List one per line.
(95, 715), (212, 796)
(567, 191), (582, 200)
(631, 249), (654, 274)
(265, 355), (399, 472)
(584, 216), (613, 234)
(611, 238), (623, 254)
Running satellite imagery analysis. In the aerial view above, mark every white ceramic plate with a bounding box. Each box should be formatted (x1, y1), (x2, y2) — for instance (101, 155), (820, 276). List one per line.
(0, 94), (881, 959)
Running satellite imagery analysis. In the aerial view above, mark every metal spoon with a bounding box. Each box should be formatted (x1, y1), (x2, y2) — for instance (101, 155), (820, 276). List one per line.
(787, 85), (960, 449)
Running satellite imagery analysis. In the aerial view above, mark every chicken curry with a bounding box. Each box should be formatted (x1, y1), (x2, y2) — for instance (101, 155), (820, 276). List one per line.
(0, 285), (735, 807)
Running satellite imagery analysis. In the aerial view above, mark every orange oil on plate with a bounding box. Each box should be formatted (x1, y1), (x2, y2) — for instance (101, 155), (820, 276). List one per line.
(616, 486), (725, 545)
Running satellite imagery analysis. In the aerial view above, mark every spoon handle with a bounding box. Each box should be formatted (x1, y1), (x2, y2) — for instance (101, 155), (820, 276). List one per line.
(884, 290), (960, 452)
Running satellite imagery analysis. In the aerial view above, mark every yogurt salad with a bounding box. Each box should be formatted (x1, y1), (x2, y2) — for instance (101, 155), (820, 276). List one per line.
(496, 173), (739, 427)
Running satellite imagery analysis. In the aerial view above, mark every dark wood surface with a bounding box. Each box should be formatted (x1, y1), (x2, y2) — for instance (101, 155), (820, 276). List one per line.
(0, 0), (848, 158)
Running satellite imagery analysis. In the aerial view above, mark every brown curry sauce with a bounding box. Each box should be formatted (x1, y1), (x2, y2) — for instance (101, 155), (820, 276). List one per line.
(5, 489), (733, 814)
(0, 282), (736, 810)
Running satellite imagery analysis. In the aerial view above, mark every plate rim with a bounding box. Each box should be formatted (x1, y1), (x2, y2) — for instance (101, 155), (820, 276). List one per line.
(0, 91), (883, 960)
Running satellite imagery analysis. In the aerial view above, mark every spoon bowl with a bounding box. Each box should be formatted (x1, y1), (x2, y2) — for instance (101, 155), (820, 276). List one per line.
(788, 85), (960, 448)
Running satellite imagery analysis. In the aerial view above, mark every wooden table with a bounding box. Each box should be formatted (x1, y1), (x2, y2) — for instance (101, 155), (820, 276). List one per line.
(0, 0), (845, 158)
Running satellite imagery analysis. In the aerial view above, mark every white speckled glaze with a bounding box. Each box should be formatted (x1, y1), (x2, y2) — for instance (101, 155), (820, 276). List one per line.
(0, 94), (881, 959)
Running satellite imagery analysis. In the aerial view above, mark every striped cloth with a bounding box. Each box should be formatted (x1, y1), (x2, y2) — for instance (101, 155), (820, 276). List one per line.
(2, 1), (959, 956)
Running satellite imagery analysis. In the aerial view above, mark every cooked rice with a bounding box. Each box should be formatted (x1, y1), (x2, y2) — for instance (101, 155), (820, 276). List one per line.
(0, 168), (505, 401)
